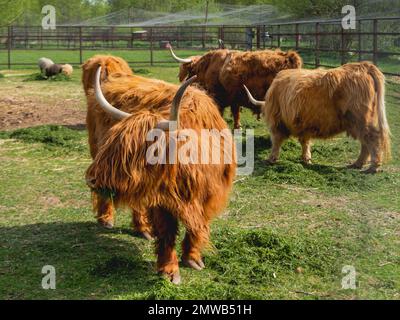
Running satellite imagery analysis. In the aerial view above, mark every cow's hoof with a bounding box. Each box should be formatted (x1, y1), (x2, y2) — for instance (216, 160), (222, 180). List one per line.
(161, 271), (181, 285)
(362, 166), (378, 174)
(98, 220), (114, 229)
(266, 158), (277, 165)
(183, 258), (205, 271)
(303, 159), (312, 165)
(347, 162), (363, 169)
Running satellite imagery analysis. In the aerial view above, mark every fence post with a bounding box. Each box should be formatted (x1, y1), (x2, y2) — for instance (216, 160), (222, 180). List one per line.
(372, 19), (378, 65)
(150, 28), (154, 66)
(256, 26), (261, 49)
(295, 23), (299, 51)
(262, 25), (266, 49)
(358, 20), (362, 62)
(79, 27), (83, 65)
(219, 26), (224, 44)
(177, 26), (180, 49)
(315, 22), (320, 68)
(277, 25), (281, 48)
(341, 27), (346, 65)
(7, 25), (12, 69)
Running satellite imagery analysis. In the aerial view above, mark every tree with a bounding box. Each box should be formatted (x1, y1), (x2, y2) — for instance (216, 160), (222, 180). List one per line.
(0, 0), (26, 25)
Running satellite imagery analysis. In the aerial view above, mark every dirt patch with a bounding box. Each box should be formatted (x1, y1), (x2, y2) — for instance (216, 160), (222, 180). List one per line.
(0, 74), (86, 131)
(0, 94), (86, 131)
(0, 95), (86, 130)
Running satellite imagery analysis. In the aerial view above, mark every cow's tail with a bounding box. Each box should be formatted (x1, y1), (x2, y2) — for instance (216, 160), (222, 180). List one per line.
(368, 63), (391, 161)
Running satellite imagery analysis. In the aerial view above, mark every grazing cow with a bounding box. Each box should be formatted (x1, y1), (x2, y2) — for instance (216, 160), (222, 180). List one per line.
(82, 55), (152, 239)
(168, 45), (302, 129)
(84, 56), (236, 283)
(245, 62), (391, 173)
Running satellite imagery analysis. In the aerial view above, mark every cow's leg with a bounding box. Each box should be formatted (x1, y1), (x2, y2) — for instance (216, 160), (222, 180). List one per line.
(131, 209), (153, 240)
(362, 127), (382, 174)
(348, 143), (369, 169)
(181, 219), (209, 271)
(299, 137), (312, 164)
(94, 193), (114, 229)
(231, 104), (241, 129)
(149, 208), (180, 284)
(268, 129), (288, 164)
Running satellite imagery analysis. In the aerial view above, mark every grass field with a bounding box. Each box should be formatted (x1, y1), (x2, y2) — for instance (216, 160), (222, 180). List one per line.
(0, 65), (399, 300)
(1, 48), (399, 75)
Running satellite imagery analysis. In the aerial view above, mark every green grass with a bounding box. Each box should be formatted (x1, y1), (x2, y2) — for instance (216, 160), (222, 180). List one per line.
(0, 48), (398, 75)
(0, 49), (207, 70)
(0, 67), (399, 300)
(23, 72), (73, 82)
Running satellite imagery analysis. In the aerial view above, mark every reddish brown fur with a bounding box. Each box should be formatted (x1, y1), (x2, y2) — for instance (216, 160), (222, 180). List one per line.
(178, 55), (202, 82)
(83, 55), (236, 282)
(82, 55), (151, 234)
(179, 48), (302, 128)
(262, 61), (391, 173)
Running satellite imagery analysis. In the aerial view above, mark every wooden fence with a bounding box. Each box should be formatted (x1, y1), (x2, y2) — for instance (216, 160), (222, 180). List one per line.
(0, 17), (399, 75)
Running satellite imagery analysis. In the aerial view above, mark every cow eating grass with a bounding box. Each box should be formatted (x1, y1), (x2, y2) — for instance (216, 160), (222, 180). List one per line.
(245, 61), (391, 173)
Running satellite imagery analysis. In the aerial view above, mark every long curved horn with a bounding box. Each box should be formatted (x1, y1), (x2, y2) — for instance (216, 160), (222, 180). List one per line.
(243, 85), (265, 107)
(157, 75), (197, 131)
(167, 43), (192, 64)
(94, 66), (132, 120)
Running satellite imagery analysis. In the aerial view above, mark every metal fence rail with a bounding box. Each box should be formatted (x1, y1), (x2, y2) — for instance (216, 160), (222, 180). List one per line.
(0, 17), (399, 76)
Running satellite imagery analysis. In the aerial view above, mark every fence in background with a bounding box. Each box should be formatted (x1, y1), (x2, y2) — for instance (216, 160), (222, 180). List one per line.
(0, 17), (399, 75)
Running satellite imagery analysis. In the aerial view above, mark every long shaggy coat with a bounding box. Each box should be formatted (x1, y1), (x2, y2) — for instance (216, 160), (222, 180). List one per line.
(82, 55), (148, 233)
(83, 55), (236, 283)
(176, 48), (302, 128)
(260, 61), (391, 173)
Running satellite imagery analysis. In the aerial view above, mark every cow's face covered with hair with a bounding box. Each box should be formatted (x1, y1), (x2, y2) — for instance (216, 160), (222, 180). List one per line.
(178, 56), (202, 82)
(82, 55), (236, 284)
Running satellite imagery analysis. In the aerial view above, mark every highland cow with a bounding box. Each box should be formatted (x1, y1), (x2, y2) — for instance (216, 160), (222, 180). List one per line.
(84, 56), (236, 283)
(82, 55), (152, 239)
(168, 45), (302, 129)
(245, 62), (391, 173)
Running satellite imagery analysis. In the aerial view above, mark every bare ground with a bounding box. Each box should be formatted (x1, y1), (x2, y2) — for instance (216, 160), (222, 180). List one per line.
(0, 73), (86, 131)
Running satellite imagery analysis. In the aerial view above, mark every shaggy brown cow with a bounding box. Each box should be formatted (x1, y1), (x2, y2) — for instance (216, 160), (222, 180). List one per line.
(245, 62), (391, 173)
(168, 45), (302, 129)
(82, 55), (152, 239)
(84, 57), (236, 283)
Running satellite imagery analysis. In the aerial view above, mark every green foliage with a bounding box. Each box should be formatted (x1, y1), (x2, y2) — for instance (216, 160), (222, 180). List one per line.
(0, 0), (25, 25)
(23, 72), (72, 81)
(1, 125), (86, 154)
